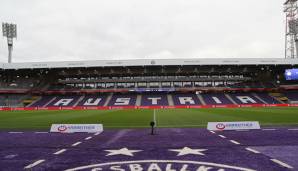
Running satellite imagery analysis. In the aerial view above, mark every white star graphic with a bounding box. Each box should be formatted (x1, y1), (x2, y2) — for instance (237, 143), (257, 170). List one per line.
(105, 148), (142, 157)
(169, 147), (207, 156)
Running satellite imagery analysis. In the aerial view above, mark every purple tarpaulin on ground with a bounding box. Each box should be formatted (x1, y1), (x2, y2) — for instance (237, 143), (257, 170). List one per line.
(0, 128), (297, 170)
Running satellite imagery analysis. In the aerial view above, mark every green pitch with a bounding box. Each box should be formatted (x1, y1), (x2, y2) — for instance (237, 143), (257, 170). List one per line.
(1, 107), (298, 130)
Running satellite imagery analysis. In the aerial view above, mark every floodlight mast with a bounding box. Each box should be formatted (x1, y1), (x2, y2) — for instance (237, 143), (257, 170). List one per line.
(284, 0), (298, 59)
(2, 23), (17, 63)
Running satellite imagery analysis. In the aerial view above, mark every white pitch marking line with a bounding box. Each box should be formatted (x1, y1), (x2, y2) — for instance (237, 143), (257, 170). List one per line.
(270, 159), (293, 169)
(230, 140), (241, 145)
(209, 131), (216, 134)
(24, 159), (45, 169)
(85, 136), (92, 140)
(235, 130), (249, 132)
(35, 132), (48, 134)
(288, 128), (298, 131)
(218, 135), (226, 139)
(9, 131), (23, 134)
(71, 142), (82, 147)
(94, 132), (102, 136)
(262, 129), (276, 131)
(153, 109), (157, 127)
(53, 149), (67, 155)
(245, 148), (260, 154)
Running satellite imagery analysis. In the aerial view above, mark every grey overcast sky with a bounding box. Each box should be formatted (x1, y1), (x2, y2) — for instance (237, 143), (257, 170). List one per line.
(0, 0), (285, 62)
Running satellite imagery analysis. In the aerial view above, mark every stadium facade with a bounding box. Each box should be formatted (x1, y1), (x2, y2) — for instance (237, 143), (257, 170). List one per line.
(2, 58), (298, 69)
(1, 58), (298, 110)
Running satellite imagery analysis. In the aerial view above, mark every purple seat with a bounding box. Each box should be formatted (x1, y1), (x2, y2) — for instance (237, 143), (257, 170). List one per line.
(172, 93), (201, 106)
(77, 95), (107, 106)
(229, 93), (264, 104)
(255, 93), (281, 104)
(284, 91), (298, 101)
(108, 94), (137, 106)
(29, 96), (54, 107)
(46, 96), (81, 107)
(141, 94), (168, 106)
(201, 93), (233, 105)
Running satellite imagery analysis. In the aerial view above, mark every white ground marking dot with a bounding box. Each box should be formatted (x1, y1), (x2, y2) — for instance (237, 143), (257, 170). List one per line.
(270, 159), (293, 169)
(230, 140), (241, 145)
(245, 148), (260, 154)
(262, 129), (276, 131)
(53, 149), (67, 155)
(24, 159), (45, 169)
(85, 136), (92, 140)
(218, 135), (226, 139)
(71, 142), (82, 147)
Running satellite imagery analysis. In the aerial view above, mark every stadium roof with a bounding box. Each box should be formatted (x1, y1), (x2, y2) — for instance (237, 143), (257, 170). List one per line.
(1, 58), (298, 69)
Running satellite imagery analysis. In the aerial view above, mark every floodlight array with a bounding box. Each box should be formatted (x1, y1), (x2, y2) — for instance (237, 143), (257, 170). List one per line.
(2, 22), (17, 63)
(2, 23), (17, 38)
(288, 19), (298, 34)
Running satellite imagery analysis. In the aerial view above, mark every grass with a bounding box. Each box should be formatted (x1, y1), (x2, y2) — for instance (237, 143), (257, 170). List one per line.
(0, 107), (298, 130)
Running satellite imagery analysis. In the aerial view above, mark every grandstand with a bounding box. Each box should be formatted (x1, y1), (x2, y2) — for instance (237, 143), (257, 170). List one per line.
(2, 58), (298, 170)
(2, 0), (298, 170)
(1, 58), (298, 109)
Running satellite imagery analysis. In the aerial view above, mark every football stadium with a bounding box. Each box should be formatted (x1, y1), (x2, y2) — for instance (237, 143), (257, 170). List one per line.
(1, 0), (298, 171)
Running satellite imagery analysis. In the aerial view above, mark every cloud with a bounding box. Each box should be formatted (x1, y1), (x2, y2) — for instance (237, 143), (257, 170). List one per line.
(0, 0), (285, 62)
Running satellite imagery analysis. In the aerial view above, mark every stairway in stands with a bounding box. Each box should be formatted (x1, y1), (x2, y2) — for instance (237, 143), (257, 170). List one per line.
(104, 93), (113, 106)
(25, 96), (41, 107)
(269, 93), (287, 104)
(167, 94), (174, 106)
(136, 95), (142, 106)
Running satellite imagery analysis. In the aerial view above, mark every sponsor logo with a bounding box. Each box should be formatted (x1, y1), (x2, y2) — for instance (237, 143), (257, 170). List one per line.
(208, 122), (260, 131)
(66, 160), (255, 171)
(57, 125), (67, 132)
(57, 125), (97, 132)
(216, 123), (225, 130)
(51, 124), (103, 133)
